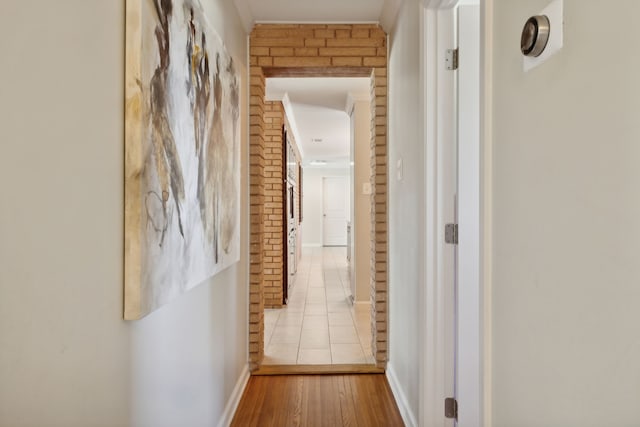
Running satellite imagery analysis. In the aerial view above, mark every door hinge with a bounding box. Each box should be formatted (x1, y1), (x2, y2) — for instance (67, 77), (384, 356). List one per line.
(446, 48), (458, 70)
(445, 223), (458, 244)
(445, 397), (458, 420)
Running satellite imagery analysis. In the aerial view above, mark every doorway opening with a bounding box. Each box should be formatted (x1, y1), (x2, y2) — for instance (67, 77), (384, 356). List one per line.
(260, 76), (374, 369)
(247, 24), (388, 374)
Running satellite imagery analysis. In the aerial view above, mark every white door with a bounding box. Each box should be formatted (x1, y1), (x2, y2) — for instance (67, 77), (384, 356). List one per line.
(323, 177), (348, 246)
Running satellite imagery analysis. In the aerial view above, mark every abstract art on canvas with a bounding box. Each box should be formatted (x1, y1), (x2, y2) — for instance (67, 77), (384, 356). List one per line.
(124, 0), (240, 319)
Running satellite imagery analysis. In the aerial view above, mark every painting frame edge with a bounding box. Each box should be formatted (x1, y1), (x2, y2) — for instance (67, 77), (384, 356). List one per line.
(124, 0), (143, 321)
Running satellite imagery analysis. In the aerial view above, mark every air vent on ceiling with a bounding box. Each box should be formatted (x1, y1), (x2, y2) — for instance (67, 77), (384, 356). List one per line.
(311, 138), (323, 143)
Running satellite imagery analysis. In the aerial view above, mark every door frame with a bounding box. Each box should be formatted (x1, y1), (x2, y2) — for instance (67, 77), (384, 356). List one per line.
(419, 0), (493, 426)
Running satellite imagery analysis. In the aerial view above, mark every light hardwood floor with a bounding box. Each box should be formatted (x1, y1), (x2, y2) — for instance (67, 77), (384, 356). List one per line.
(230, 374), (404, 427)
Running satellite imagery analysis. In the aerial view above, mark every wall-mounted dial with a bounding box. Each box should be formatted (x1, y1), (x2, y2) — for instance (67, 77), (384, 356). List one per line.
(521, 15), (550, 57)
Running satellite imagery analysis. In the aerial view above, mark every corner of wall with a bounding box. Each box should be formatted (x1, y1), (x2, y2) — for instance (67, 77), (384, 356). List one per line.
(386, 362), (418, 427)
(217, 364), (250, 427)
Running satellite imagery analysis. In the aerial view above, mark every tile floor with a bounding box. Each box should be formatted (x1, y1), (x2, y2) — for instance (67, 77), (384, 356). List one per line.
(263, 246), (374, 365)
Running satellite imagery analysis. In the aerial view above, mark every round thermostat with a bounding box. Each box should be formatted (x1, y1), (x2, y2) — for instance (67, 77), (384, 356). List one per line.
(521, 15), (550, 57)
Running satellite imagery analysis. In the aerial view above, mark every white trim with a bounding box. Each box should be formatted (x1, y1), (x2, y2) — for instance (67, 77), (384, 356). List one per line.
(479, 0), (493, 425)
(386, 362), (418, 427)
(217, 364), (250, 427)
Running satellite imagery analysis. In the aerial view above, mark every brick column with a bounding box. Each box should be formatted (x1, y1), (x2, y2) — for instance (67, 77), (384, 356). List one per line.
(370, 67), (388, 368)
(249, 67), (266, 370)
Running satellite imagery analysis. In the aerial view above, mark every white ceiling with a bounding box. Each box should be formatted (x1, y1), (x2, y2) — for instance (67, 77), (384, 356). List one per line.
(234, 0), (385, 25)
(266, 77), (370, 168)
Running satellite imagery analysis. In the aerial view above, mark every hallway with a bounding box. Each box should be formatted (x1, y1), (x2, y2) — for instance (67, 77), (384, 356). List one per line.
(263, 247), (374, 366)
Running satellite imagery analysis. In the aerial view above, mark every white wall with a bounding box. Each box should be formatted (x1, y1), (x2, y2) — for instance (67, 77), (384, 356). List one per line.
(491, 1), (640, 426)
(353, 101), (373, 302)
(301, 167), (350, 247)
(0, 2), (248, 427)
(386, 0), (423, 422)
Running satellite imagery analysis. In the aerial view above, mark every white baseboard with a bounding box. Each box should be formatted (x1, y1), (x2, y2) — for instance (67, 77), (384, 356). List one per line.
(386, 362), (418, 427)
(217, 364), (250, 427)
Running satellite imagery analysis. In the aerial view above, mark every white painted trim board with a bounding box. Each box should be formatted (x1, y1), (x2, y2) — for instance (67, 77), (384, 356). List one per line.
(386, 362), (418, 427)
(216, 364), (250, 427)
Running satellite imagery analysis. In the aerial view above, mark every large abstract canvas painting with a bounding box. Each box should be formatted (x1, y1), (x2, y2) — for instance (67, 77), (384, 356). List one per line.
(124, 0), (240, 319)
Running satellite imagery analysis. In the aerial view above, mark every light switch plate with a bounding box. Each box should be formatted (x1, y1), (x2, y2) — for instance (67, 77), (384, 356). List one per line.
(396, 158), (404, 181)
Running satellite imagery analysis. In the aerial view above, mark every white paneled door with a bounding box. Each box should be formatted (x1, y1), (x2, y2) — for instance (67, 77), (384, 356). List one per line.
(322, 176), (348, 246)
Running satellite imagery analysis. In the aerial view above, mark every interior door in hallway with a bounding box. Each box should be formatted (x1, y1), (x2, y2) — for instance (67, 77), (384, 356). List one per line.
(323, 176), (348, 246)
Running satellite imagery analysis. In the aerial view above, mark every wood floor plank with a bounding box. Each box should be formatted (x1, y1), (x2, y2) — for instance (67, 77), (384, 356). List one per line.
(336, 375), (359, 427)
(347, 375), (377, 427)
(231, 374), (404, 427)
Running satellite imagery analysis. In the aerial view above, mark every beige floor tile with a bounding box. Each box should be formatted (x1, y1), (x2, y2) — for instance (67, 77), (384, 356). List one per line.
(277, 312), (304, 326)
(327, 301), (351, 313)
(329, 325), (360, 344)
(284, 301), (306, 313)
(302, 315), (329, 330)
(331, 343), (367, 364)
(299, 330), (330, 349)
(298, 348), (332, 365)
(264, 343), (299, 365)
(264, 309), (281, 324)
(306, 289), (326, 302)
(326, 294), (346, 304)
(264, 326), (275, 347)
(328, 312), (354, 326)
(304, 303), (327, 315)
(270, 325), (302, 344)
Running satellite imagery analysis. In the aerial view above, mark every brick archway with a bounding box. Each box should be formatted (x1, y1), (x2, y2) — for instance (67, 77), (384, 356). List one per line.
(248, 24), (388, 370)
